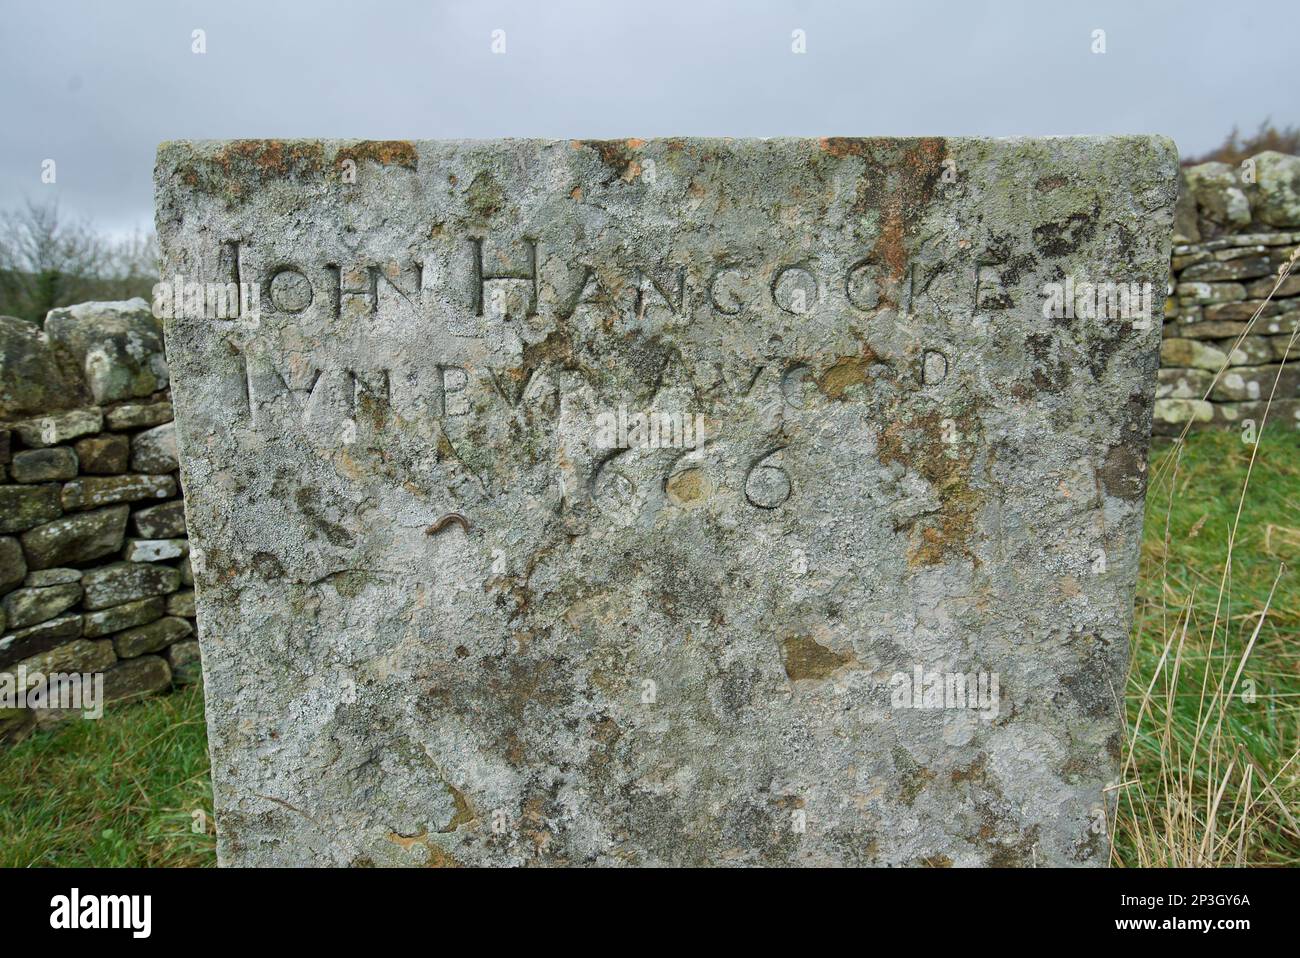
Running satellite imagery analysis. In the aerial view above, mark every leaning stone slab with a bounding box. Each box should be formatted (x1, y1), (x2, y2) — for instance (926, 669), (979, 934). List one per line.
(20, 505), (129, 570)
(157, 137), (1178, 867)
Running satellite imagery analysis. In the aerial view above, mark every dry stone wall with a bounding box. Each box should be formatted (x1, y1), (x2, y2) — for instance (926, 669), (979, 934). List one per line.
(1158, 151), (1300, 436)
(0, 299), (198, 746)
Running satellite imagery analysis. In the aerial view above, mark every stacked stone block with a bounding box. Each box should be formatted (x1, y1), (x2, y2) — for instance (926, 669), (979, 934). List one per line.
(1158, 151), (1300, 436)
(0, 299), (199, 746)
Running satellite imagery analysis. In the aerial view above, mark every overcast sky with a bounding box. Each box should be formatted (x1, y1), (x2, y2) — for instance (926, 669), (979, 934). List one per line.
(1, 0), (1292, 236)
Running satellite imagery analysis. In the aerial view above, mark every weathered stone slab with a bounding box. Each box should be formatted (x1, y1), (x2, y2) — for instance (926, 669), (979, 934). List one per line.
(166, 637), (202, 685)
(132, 500), (187, 538)
(0, 613), (84, 670)
(20, 505), (129, 570)
(2, 581), (82, 631)
(0, 537), (26, 595)
(166, 589), (195, 617)
(60, 473), (177, 511)
(11, 446), (79, 483)
(123, 537), (189, 562)
(44, 299), (169, 404)
(81, 561), (180, 611)
(0, 484), (63, 534)
(112, 615), (192, 659)
(7, 407), (103, 447)
(74, 433), (130, 474)
(0, 316), (91, 419)
(157, 137), (1178, 867)
(102, 654), (172, 704)
(130, 422), (179, 473)
(105, 398), (173, 431)
(83, 595), (166, 638)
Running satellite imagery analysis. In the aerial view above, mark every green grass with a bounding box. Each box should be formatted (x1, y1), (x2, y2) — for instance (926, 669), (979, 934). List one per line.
(1114, 427), (1300, 866)
(0, 683), (215, 867)
(0, 430), (1296, 868)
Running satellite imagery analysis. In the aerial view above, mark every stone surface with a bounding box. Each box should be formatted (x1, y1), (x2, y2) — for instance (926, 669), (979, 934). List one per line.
(1153, 398), (1214, 428)
(6, 407), (103, 448)
(20, 505), (129, 570)
(1210, 364), (1300, 403)
(1159, 338), (1228, 372)
(2, 582), (81, 631)
(0, 613), (84, 670)
(1250, 151), (1300, 228)
(0, 537), (26, 595)
(113, 615), (192, 659)
(102, 655), (172, 704)
(157, 136), (1178, 867)
(0, 316), (90, 418)
(130, 422), (179, 473)
(1183, 162), (1251, 230)
(123, 537), (188, 562)
(81, 561), (180, 611)
(105, 399), (173, 431)
(0, 484), (62, 534)
(23, 567), (80, 588)
(43, 299), (169, 404)
(74, 433), (130, 474)
(1156, 367), (1213, 400)
(11, 447), (79, 483)
(166, 637), (202, 685)
(166, 589), (195, 617)
(83, 595), (166, 638)
(0, 631), (107, 675)
(132, 499), (187, 538)
(1208, 398), (1300, 433)
(61, 473), (177, 511)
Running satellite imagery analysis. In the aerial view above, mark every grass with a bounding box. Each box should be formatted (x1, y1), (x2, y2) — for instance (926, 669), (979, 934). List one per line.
(0, 683), (215, 867)
(1111, 427), (1300, 866)
(1109, 251), (1300, 866)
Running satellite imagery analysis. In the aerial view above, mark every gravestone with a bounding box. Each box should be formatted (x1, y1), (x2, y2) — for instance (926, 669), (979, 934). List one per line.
(155, 137), (1177, 866)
